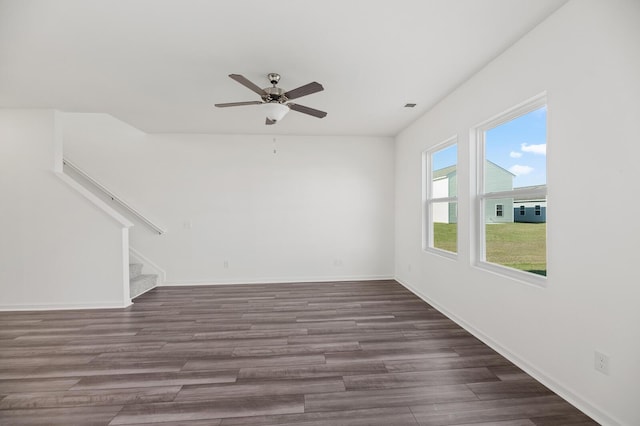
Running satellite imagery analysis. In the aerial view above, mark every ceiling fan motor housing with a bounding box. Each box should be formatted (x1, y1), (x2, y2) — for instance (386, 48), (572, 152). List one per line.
(263, 86), (287, 103)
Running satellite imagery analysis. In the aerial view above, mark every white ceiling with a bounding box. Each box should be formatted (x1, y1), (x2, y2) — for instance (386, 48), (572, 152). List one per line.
(0, 0), (567, 136)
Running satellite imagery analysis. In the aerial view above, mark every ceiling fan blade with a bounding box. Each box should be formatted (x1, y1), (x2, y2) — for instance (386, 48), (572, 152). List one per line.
(214, 101), (263, 108)
(284, 82), (324, 100)
(229, 74), (267, 96)
(265, 118), (276, 125)
(288, 103), (327, 118)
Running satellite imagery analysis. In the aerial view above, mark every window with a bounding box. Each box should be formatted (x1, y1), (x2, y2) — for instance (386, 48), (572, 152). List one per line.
(424, 137), (457, 255)
(477, 95), (547, 282)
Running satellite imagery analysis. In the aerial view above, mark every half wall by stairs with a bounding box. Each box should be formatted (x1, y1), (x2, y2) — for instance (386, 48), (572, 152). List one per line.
(130, 263), (157, 299)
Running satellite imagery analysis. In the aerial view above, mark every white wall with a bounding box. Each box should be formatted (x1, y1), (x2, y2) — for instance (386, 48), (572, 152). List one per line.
(0, 110), (129, 309)
(62, 113), (395, 284)
(394, 1), (640, 425)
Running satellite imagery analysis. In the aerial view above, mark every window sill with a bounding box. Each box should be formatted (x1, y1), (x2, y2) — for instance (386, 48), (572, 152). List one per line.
(424, 247), (458, 261)
(475, 261), (547, 288)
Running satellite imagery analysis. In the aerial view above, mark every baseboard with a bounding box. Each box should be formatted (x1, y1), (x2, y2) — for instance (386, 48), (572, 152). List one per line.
(162, 274), (394, 286)
(394, 277), (621, 426)
(0, 300), (132, 311)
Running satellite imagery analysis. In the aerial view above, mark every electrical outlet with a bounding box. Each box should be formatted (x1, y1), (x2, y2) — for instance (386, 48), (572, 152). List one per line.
(594, 351), (609, 375)
(223, 260), (229, 269)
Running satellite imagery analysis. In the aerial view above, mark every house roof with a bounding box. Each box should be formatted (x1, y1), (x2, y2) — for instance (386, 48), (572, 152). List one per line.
(486, 160), (516, 177)
(433, 164), (457, 179)
(433, 160), (516, 180)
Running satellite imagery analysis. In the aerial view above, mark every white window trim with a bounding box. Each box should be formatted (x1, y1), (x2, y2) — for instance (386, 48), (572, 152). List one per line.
(474, 93), (548, 287)
(423, 135), (458, 259)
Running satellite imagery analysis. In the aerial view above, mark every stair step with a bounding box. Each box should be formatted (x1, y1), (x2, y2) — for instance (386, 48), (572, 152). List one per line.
(129, 263), (143, 280)
(130, 274), (157, 299)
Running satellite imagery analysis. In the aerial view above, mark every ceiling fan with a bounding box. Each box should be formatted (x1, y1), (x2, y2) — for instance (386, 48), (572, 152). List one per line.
(215, 73), (327, 125)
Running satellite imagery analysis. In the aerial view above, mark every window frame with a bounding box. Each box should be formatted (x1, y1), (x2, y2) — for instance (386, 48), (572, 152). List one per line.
(475, 94), (548, 286)
(423, 136), (458, 259)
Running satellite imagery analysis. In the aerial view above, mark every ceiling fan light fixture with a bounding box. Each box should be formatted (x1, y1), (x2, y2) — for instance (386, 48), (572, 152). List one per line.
(263, 102), (289, 122)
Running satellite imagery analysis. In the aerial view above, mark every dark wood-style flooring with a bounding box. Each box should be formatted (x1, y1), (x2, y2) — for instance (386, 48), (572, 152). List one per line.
(0, 280), (597, 425)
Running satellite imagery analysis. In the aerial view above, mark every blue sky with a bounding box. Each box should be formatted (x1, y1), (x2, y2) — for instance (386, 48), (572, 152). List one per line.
(486, 106), (547, 188)
(432, 143), (457, 172)
(433, 106), (547, 188)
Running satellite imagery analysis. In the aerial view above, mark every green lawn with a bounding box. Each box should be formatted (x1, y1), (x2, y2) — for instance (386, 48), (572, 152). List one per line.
(433, 222), (457, 253)
(433, 222), (546, 276)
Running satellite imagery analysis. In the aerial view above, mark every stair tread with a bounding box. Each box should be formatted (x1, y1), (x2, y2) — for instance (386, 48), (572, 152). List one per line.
(131, 273), (157, 282)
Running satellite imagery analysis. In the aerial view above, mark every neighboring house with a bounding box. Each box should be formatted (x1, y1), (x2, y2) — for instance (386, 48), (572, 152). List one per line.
(514, 187), (547, 223)
(433, 161), (514, 224)
(432, 164), (457, 223)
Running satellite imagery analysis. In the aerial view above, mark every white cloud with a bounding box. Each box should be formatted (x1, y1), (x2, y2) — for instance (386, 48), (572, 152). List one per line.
(509, 165), (534, 176)
(510, 151), (522, 158)
(521, 143), (546, 155)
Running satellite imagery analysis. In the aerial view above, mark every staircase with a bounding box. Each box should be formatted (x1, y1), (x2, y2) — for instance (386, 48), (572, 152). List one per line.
(129, 263), (158, 299)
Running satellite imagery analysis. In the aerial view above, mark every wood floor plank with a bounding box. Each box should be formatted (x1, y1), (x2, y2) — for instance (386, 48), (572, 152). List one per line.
(0, 405), (123, 425)
(238, 360), (388, 380)
(0, 378), (80, 393)
(183, 354), (326, 370)
(193, 328), (308, 339)
(0, 355), (96, 368)
(409, 395), (594, 425)
(305, 384), (478, 412)
(467, 378), (554, 400)
(384, 354), (513, 373)
(91, 347), (234, 361)
(175, 377), (345, 401)
(489, 365), (532, 381)
(72, 370), (238, 390)
(530, 413), (599, 425)
(0, 386), (181, 409)
(231, 341), (360, 357)
(0, 367), (36, 380)
(219, 406), (419, 425)
(162, 337), (290, 349)
(287, 330), (409, 345)
(343, 367), (499, 390)
(360, 336), (482, 350)
(0, 280), (597, 425)
(0, 342), (165, 357)
(23, 360), (184, 379)
(251, 320), (357, 330)
(110, 395), (304, 425)
(120, 420), (221, 426)
(325, 347), (458, 363)
(453, 420), (535, 426)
